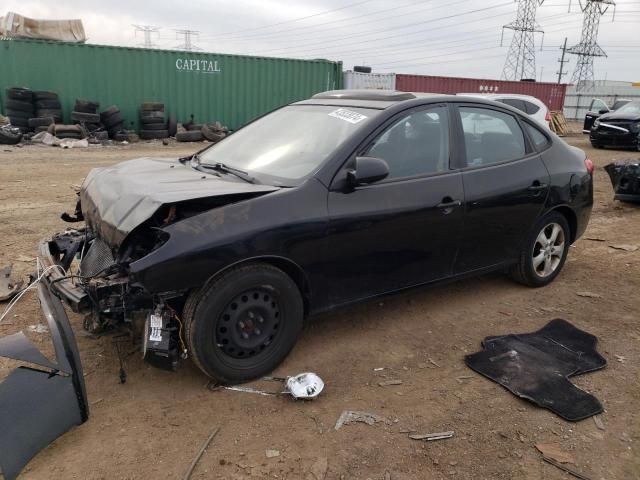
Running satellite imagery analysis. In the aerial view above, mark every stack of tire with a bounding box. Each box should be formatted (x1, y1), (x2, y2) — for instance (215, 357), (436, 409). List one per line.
(4, 87), (35, 133)
(176, 120), (228, 143)
(47, 124), (85, 140)
(71, 99), (102, 133)
(140, 102), (169, 140)
(30, 91), (63, 133)
(100, 105), (127, 141)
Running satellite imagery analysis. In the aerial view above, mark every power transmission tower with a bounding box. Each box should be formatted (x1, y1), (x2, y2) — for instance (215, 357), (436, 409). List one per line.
(133, 25), (159, 48)
(567, 0), (616, 91)
(557, 37), (570, 83)
(175, 29), (201, 51)
(501, 0), (545, 81)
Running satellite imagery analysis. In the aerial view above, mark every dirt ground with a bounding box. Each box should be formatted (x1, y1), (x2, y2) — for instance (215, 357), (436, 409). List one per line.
(0, 135), (638, 480)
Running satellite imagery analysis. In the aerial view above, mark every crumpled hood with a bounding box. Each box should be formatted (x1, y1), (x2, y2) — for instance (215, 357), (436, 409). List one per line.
(80, 157), (280, 248)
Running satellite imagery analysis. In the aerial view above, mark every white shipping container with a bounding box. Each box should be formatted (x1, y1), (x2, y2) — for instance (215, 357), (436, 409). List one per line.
(344, 71), (396, 90)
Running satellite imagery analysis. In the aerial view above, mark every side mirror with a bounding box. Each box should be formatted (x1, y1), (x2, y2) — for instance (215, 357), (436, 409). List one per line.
(347, 156), (389, 186)
(598, 108), (609, 115)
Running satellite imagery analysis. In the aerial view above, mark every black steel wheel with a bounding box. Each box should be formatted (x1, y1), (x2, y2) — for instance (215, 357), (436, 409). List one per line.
(184, 263), (304, 384)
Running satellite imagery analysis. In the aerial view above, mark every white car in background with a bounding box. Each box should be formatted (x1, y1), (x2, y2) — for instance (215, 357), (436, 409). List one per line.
(456, 93), (550, 129)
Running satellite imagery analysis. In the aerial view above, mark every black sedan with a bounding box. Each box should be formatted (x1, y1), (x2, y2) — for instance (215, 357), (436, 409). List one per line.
(38, 90), (593, 384)
(590, 101), (640, 150)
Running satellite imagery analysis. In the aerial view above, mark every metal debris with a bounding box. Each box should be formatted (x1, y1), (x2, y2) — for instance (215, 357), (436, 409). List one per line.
(213, 372), (324, 399)
(576, 291), (602, 299)
(542, 456), (592, 480)
(428, 358), (441, 367)
(183, 426), (220, 480)
(378, 379), (403, 387)
(334, 410), (388, 430)
(609, 244), (639, 252)
(408, 431), (454, 441)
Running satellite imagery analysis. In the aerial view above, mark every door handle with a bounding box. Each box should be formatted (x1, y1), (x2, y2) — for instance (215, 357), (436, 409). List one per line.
(437, 198), (462, 209)
(527, 181), (548, 192)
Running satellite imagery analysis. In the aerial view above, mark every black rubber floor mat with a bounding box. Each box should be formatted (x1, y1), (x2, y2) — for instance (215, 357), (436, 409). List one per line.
(465, 319), (606, 421)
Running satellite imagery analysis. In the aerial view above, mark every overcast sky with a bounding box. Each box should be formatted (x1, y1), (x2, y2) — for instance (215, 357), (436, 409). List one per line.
(4, 0), (640, 82)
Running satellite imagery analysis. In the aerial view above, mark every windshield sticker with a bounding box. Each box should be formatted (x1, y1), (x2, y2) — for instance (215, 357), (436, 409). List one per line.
(328, 108), (368, 124)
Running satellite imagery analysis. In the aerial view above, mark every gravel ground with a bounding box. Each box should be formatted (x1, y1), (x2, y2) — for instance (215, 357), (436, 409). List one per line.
(0, 135), (638, 480)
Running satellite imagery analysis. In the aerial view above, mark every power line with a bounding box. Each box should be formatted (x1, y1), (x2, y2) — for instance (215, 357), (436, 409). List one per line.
(133, 25), (160, 48)
(248, 1), (515, 56)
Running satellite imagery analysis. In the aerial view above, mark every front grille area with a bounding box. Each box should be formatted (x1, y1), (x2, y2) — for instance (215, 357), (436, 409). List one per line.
(80, 237), (116, 277)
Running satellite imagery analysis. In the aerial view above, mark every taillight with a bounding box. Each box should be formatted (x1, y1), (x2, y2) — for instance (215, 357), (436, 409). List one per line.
(545, 110), (551, 122)
(585, 158), (594, 175)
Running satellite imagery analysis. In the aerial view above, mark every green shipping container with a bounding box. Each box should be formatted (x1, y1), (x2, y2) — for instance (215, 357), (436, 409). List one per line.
(0, 39), (343, 130)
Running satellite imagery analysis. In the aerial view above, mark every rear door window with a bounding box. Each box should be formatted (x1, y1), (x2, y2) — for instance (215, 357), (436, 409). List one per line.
(523, 101), (540, 114)
(459, 107), (527, 167)
(500, 98), (527, 113)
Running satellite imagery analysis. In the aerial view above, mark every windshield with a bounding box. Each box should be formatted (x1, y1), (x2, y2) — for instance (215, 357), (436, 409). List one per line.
(198, 105), (377, 185)
(616, 102), (640, 115)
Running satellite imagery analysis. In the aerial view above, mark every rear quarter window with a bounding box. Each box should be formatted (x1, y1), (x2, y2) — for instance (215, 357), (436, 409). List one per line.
(523, 101), (540, 114)
(523, 122), (550, 150)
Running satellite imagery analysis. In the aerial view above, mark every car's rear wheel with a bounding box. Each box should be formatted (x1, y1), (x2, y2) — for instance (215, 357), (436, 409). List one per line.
(184, 263), (304, 384)
(509, 212), (570, 288)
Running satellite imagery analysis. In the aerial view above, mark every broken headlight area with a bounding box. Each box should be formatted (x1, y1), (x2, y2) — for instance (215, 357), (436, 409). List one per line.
(604, 160), (640, 203)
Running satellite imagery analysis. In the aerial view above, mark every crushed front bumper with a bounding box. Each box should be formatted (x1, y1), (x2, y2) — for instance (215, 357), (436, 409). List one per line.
(604, 160), (640, 203)
(0, 280), (89, 480)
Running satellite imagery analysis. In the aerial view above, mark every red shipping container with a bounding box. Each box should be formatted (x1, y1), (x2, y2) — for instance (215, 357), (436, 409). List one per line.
(396, 74), (568, 112)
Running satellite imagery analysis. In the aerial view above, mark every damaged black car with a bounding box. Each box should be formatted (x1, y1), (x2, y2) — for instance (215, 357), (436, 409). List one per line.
(35, 90), (593, 388)
(590, 101), (640, 150)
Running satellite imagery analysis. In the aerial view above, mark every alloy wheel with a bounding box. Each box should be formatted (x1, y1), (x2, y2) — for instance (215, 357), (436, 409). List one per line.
(532, 222), (565, 278)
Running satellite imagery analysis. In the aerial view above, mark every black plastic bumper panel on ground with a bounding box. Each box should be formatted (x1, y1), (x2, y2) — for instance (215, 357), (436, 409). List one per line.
(0, 283), (88, 480)
(605, 160), (640, 203)
(465, 319), (606, 422)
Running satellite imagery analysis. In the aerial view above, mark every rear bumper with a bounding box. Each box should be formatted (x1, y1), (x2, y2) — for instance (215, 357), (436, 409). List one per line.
(0, 279), (89, 479)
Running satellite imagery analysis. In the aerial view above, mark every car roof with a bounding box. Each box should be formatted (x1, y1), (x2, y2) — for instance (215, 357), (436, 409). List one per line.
(296, 89), (452, 109)
(457, 93), (545, 103)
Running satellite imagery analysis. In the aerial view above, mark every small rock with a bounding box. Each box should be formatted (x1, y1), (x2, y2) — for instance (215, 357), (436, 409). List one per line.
(498, 453), (507, 459)
(449, 461), (458, 466)
(576, 291), (602, 299)
(265, 450), (280, 458)
(378, 379), (403, 387)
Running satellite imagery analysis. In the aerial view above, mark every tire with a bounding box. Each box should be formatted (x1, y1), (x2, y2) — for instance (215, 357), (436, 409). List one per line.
(33, 91), (58, 101)
(100, 105), (120, 119)
(5, 99), (34, 113)
(36, 109), (63, 122)
(141, 102), (164, 112)
(509, 211), (570, 288)
(74, 99), (99, 112)
(5, 109), (31, 119)
(91, 131), (109, 141)
(140, 111), (165, 122)
(143, 122), (167, 131)
(113, 132), (129, 142)
(0, 128), (22, 145)
(34, 99), (61, 110)
(28, 117), (54, 127)
(184, 263), (304, 383)
(34, 125), (50, 133)
(103, 112), (123, 128)
(108, 124), (125, 137)
(56, 132), (83, 140)
(176, 130), (203, 142)
(53, 124), (82, 134)
(202, 125), (226, 142)
(167, 114), (177, 137)
(591, 142), (603, 149)
(186, 123), (204, 131)
(140, 129), (169, 139)
(6, 87), (33, 101)
(8, 116), (29, 127)
(71, 111), (100, 123)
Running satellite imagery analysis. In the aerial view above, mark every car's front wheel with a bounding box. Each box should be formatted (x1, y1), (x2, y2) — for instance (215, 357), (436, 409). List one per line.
(184, 263), (304, 384)
(509, 212), (570, 288)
